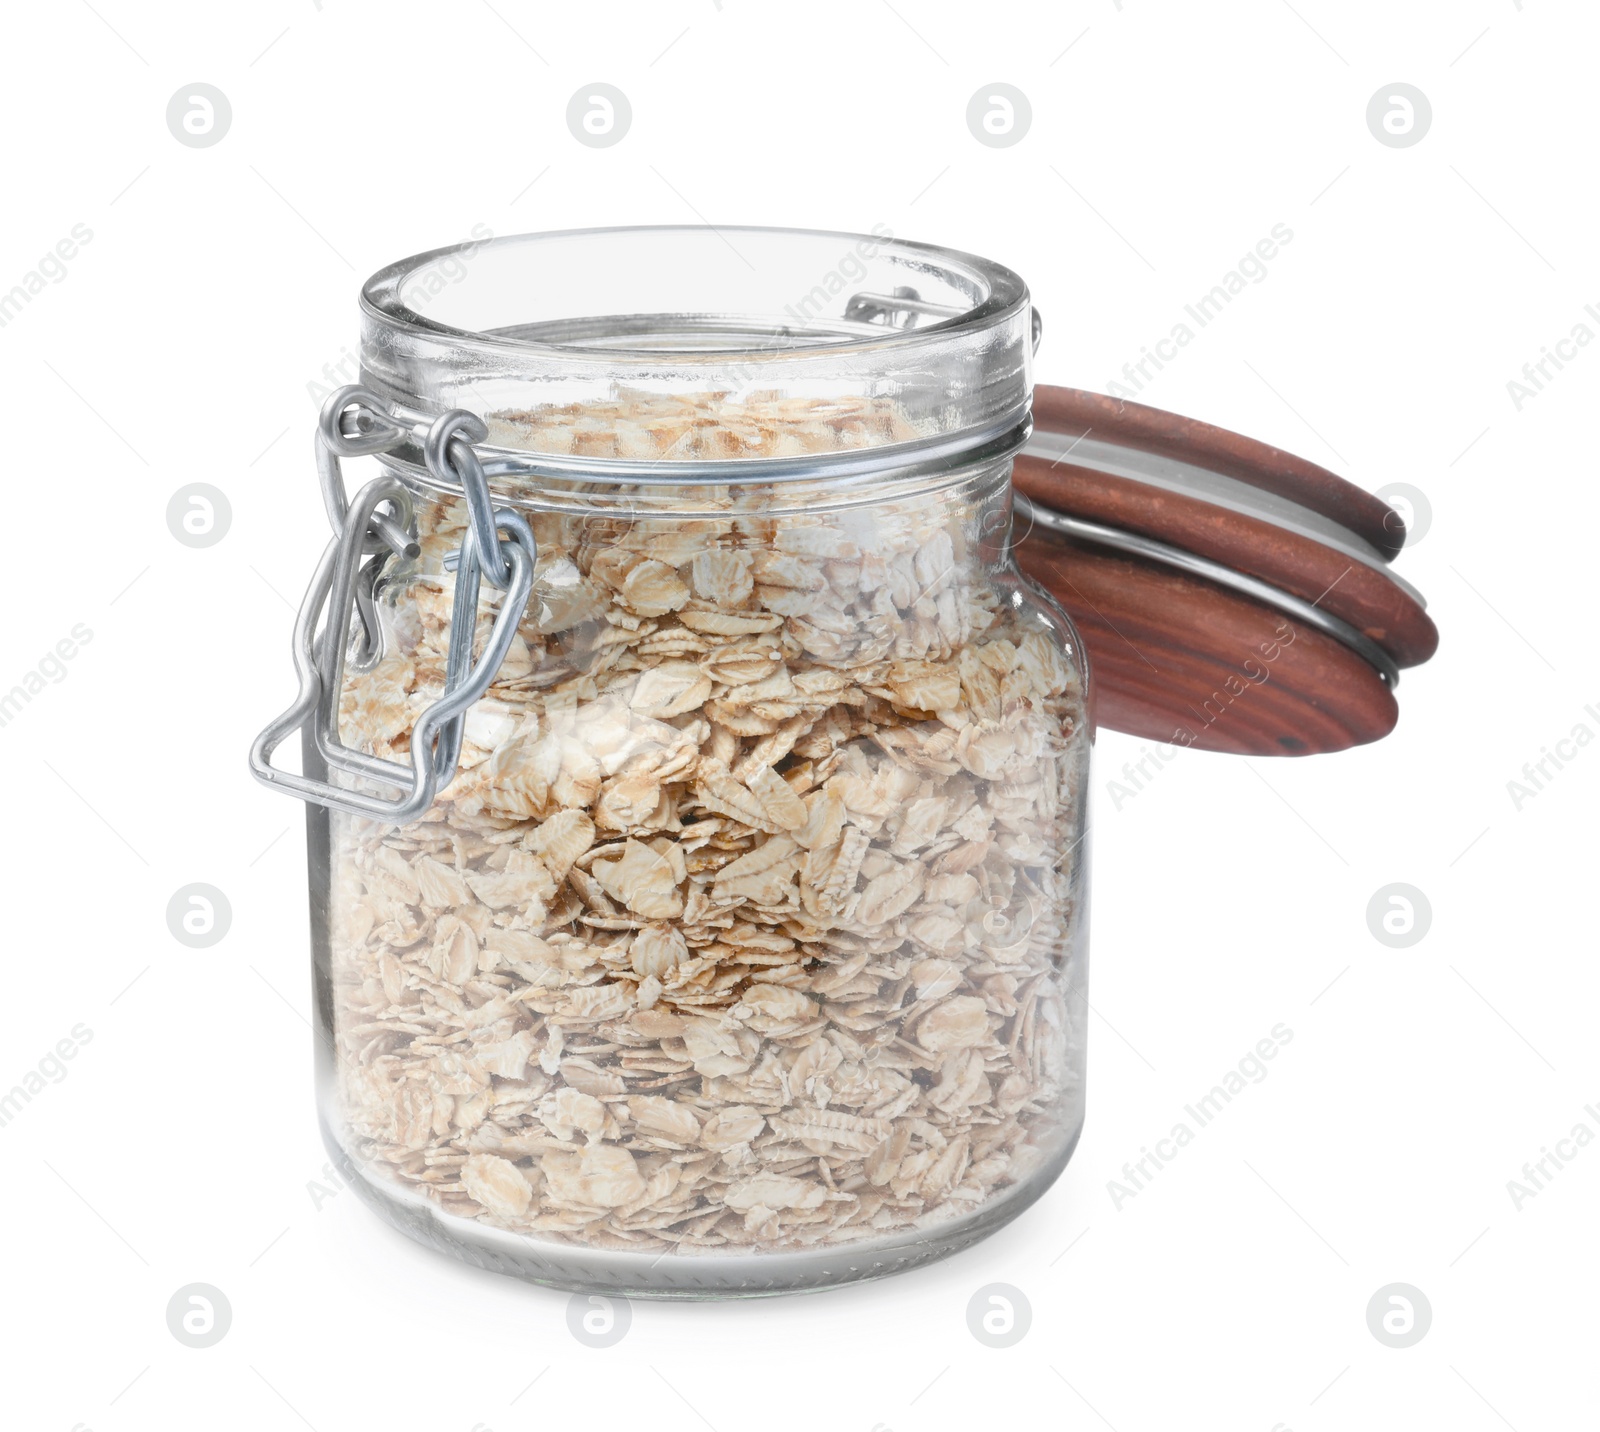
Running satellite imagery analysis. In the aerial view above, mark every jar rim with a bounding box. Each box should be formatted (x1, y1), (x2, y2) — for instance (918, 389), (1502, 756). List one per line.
(359, 224), (1029, 361)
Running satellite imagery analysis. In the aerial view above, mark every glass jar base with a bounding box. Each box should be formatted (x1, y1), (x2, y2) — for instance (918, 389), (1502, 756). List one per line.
(320, 1115), (1081, 1301)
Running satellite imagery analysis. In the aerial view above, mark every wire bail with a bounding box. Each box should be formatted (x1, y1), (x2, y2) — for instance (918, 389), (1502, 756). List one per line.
(249, 391), (538, 822)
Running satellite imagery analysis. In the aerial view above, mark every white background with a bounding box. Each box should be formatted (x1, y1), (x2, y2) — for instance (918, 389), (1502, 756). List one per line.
(2, 2), (1594, 1429)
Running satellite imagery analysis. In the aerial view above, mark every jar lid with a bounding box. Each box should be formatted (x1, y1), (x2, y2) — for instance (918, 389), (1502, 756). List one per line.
(1013, 386), (1437, 756)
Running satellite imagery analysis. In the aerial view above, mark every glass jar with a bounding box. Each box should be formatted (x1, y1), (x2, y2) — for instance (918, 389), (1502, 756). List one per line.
(252, 227), (1091, 1297)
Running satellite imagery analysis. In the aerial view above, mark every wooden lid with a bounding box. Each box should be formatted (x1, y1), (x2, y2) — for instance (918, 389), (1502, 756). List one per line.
(1015, 385), (1436, 756)
(1030, 386), (1406, 558)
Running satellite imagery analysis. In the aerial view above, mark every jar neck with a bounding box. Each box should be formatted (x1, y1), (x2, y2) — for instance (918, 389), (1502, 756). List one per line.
(385, 450), (1020, 530)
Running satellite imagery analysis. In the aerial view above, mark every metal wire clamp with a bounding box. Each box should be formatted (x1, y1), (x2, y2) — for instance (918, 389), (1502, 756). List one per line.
(249, 387), (537, 823)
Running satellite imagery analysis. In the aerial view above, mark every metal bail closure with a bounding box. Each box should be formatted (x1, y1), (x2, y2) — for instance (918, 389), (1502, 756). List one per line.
(249, 392), (537, 823)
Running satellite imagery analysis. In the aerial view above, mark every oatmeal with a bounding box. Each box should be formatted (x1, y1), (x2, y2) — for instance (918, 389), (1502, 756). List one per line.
(325, 394), (1088, 1252)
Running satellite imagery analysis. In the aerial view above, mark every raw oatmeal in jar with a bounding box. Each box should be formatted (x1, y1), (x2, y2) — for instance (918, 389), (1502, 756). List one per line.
(325, 391), (1090, 1256)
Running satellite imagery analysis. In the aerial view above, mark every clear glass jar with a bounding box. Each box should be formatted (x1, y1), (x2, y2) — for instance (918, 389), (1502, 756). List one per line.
(267, 228), (1091, 1297)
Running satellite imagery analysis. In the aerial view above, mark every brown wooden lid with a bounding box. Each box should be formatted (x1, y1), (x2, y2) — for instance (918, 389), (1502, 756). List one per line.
(1016, 385), (1436, 756)
(1030, 386), (1406, 558)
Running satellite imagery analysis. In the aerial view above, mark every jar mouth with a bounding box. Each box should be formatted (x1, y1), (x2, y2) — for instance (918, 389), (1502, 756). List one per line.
(356, 226), (1034, 484)
(361, 225), (1028, 359)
